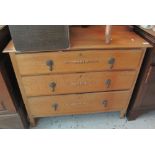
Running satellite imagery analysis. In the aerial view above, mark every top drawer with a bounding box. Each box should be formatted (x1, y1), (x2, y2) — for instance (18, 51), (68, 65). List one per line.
(16, 49), (142, 76)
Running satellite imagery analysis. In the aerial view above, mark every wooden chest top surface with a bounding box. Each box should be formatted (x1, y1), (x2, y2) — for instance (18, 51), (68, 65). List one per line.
(3, 26), (151, 53)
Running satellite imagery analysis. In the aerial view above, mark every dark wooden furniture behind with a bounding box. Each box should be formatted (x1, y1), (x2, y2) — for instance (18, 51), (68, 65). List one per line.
(127, 26), (155, 120)
(0, 26), (29, 128)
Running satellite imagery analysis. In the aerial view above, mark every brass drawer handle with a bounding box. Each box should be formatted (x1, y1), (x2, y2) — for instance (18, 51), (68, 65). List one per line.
(104, 79), (111, 88)
(108, 57), (115, 69)
(49, 82), (56, 92)
(46, 60), (54, 71)
(102, 100), (108, 107)
(52, 103), (58, 111)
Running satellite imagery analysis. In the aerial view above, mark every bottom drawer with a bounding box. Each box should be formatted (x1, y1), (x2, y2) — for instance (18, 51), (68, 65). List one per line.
(28, 91), (130, 117)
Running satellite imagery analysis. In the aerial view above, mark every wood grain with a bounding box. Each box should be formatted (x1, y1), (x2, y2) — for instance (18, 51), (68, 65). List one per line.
(22, 71), (136, 97)
(70, 26), (152, 49)
(28, 91), (130, 117)
(15, 49), (142, 76)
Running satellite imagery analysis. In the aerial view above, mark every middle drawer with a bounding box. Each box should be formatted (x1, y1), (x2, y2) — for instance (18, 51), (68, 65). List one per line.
(22, 71), (136, 97)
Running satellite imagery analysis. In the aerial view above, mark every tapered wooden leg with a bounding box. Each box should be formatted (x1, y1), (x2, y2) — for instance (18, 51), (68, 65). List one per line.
(29, 117), (36, 127)
(120, 110), (126, 118)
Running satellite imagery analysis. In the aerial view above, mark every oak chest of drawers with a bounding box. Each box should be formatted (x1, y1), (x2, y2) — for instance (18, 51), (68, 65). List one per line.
(4, 26), (151, 126)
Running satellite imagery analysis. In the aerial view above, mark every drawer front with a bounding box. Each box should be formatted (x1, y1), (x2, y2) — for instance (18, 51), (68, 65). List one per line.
(16, 50), (142, 75)
(22, 71), (136, 97)
(28, 91), (130, 117)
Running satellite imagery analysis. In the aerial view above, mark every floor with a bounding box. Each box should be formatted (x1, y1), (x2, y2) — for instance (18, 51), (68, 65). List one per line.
(32, 110), (155, 129)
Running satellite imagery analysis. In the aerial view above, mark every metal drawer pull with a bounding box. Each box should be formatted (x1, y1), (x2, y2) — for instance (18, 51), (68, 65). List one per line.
(52, 103), (58, 111)
(108, 57), (115, 69)
(102, 100), (108, 107)
(49, 82), (56, 92)
(104, 79), (111, 88)
(46, 60), (54, 71)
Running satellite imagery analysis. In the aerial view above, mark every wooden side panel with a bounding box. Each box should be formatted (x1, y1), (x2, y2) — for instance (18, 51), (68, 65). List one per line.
(28, 91), (130, 117)
(9, 53), (35, 126)
(16, 50), (142, 75)
(22, 71), (136, 97)
(121, 48), (147, 118)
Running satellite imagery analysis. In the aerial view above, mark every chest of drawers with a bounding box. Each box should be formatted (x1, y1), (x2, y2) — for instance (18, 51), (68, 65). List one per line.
(4, 26), (151, 126)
